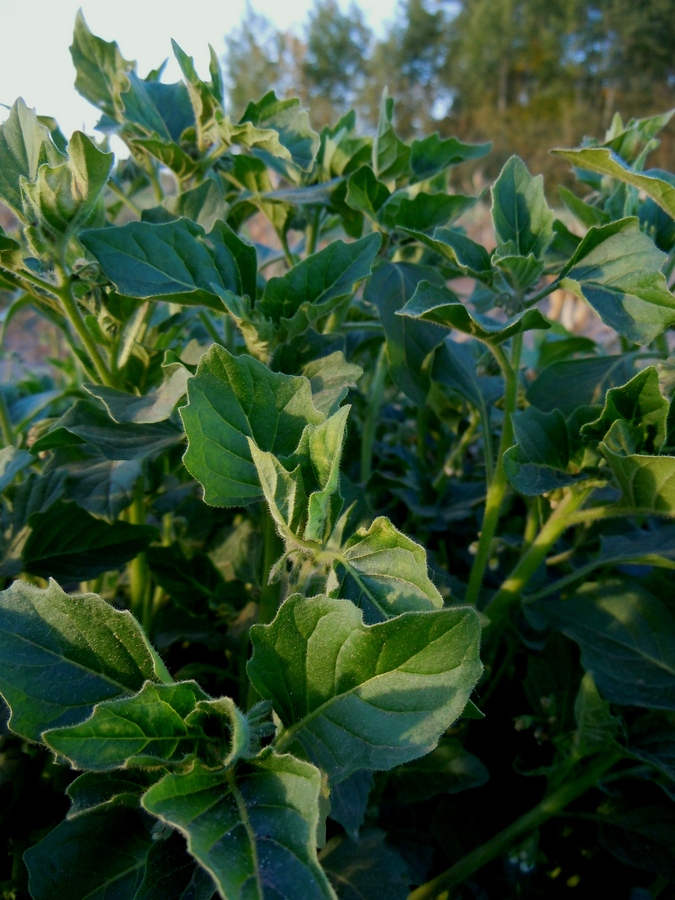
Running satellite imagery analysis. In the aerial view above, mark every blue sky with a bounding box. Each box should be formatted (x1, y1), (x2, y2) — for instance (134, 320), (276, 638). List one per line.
(0, 0), (394, 136)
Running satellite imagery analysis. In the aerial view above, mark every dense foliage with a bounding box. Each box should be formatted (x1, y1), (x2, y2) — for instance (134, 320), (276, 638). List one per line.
(1, 14), (675, 899)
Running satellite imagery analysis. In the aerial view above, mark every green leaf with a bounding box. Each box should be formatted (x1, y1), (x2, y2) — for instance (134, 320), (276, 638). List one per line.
(21, 131), (113, 242)
(409, 134), (491, 181)
(41, 446), (141, 522)
(249, 445), (309, 540)
(598, 806), (675, 879)
(136, 831), (217, 900)
(70, 10), (134, 119)
(147, 543), (229, 614)
(132, 137), (200, 180)
(503, 406), (586, 496)
(44, 680), (209, 770)
(321, 830), (410, 900)
(364, 262), (446, 407)
(572, 672), (621, 759)
(239, 92), (320, 172)
(0, 578), (168, 741)
(163, 179), (228, 232)
(599, 435), (675, 514)
(558, 186), (609, 229)
(552, 147), (675, 220)
(80, 219), (256, 310)
(384, 192), (477, 233)
(25, 808), (153, 900)
(32, 398), (183, 460)
(180, 345), (324, 507)
(432, 341), (503, 411)
(258, 233), (381, 325)
(0, 446), (33, 493)
(302, 352), (363, 418)
(66, 770), (158, 818)
(333, 517), (443, 621)
(248, 594), (482, 781)
(142, 752), (335, 899)
(560, 218), (675, 345)
(0, 98), (63, 216)
(373, 92), (410, 182)
(84, 368), (190, 424)
(23, 499), (157, 581)
(402, 226), (492, 279)
(492, 252), (545, 292)
(582, 367), (668, 451)
(345, 165), (390, 220)
(627, 717), (675, 782)
(327, 770), (374, 840)
(537, 581), (675, 710)
(526, 355), (634, 416)
(122, 75), (194, 142)
(398, 280), (550, 346)
(491, 156), (554, 258)
(387, 737), (488, 805)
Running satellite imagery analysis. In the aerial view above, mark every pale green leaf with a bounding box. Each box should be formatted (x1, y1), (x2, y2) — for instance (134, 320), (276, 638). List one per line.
(373, 92), (410, 182)
(302, 352), (362, 418)
(409, 134), (491, 181)
(239, 92), (320, 172)
(0, 578), (168, 741)
(249, 594), (482, 781)
(21, 131), (113, 240)
(84, 367), (190, 424)
(0, 98), (63, 216)
(70, 10), (134, 119)
(552, 147), (675, 220)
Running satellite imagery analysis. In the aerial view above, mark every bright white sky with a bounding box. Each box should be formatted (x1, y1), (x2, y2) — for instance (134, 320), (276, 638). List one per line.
(0, 0), (393, 138)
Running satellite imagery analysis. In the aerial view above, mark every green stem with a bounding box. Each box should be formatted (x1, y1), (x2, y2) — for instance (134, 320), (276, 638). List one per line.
(279, 230), (296, 268)
(128, 477), (152, 631)
(524, 277), (561, 308)
(483, 486), (593, 626)
(407, 753), (620, 900)
(258, 513), (283, 626)
(0, 389), (14, 446)
(56, 279), (116, 387)
(464, 338), (521, 606)
(360, 344), (388, 484)
(305, 207), (321, 257)
(107, 180), (143, 217)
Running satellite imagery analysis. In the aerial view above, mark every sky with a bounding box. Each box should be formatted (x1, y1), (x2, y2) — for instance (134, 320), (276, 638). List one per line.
(0, 0), (394, 139)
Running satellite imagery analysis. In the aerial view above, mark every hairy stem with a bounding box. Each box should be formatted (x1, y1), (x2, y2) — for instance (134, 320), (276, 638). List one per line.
(128, 477), (152, 631)
(408, 753), (620, 900)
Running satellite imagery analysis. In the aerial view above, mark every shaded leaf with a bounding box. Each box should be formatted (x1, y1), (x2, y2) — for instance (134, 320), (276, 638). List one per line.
(239, 92), (320, 172)
(386, 737), (489, 804)
(136, 831), (216, 900)
(66, 770), (158, 818)
(321, 830), (410, 900)
(84, 367), (190, 424)
(25, 808), (153, 900)
(142, 752), (335, 899)
(328, 770), (374, 840)
(526, 355), (634, 416)
(536, 581), (675, 710)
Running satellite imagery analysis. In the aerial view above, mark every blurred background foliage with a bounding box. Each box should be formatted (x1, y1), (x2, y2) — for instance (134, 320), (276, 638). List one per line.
(223, 0), (675, 187)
